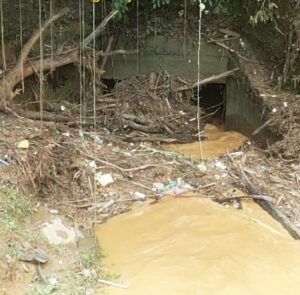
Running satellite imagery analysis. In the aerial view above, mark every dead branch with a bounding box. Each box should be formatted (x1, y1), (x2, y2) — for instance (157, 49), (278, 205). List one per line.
(228, 153), (300, 239)
(214, 195), (274, 204)
(13, 108), (70, 122)
(252, 118), (272, 136)
(176, 68), (239, 91)
(14, 8), (69, 73)
(101, 36), (114, 70)
(0, 8), (119, 108)
(84, 10), (118, 45)
(78, 148), (169, 173)
(203, 34), (253, 63)
(122, 136), (190, 143)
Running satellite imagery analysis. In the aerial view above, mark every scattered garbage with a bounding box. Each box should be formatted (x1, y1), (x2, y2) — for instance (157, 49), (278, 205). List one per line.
(214, 160), (227, 170)
(197, 161), (207, 174)
(0, 158), (9, 166)
(134, 192), (146, 199)
(152, 182), (165, 194)
(49, 209), (59, 214)
(47, 276), (59, 287)
(88, 161), (97, 170)
(95, 173), (114, 187)
(17, 139), (29, 149)
(260, 165), (268, 172)
(232, 199), (243, 210)
(86, 288), (96, 295)
(229, 151), (244, 158)
(94, 135), (103, 145)
(152, 178), (192, 196)
(19, 248), (49, 264)
(62, 132), (70, 137)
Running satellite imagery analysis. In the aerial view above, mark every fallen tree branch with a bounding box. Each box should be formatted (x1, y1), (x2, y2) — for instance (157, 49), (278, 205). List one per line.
(78, 148), (170, 173)
(13, 107), (70, 122)
(0, 8), (119, 107)
(98, 279), (128, 289)
(123, 136), (190, 144)
(100, 36), (114, 70)
(84, 10), (118, 45)
(176, 68), (239, 91)
(228, 153), (300, 239)
(203, 34), (253, 63)
(214, 195), (273, 204)
(252, 118), (272, 136)
(14, 8), (69, 73)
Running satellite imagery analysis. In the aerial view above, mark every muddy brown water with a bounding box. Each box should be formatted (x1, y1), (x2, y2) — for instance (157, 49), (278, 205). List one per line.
(96, 125), (300, 295)
(163, 123), (248, 160)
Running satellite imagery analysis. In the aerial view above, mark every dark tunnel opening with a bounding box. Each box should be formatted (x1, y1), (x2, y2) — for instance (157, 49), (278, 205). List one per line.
(194, 83), (226, 124)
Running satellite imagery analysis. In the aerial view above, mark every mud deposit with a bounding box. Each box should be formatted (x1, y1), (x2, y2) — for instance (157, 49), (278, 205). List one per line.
(164, 124), (248, 159)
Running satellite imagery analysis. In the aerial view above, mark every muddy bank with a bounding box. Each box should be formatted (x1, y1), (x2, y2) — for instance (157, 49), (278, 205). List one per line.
(0, 110), (299, 293)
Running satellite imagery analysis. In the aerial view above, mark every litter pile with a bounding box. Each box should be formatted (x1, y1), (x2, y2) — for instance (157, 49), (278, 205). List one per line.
(1, 112), (300, 237)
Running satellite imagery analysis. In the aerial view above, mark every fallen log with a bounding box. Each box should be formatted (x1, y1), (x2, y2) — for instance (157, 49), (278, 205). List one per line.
(176, 68), (239, 91)
(123, 136), (191, 144)
(0, 9), (119, 108)
(228, 154), (300, 240)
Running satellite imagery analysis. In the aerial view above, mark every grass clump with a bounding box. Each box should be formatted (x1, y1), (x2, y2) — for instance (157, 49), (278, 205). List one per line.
(0, 189), (32, 232)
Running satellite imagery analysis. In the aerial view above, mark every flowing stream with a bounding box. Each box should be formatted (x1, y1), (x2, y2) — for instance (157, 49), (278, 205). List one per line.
(96, 125), (300, 295)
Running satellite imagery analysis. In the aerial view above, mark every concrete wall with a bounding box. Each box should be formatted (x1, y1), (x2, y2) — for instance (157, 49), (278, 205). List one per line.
(103, 35), (228, 80)
(225, 74), (276, 144)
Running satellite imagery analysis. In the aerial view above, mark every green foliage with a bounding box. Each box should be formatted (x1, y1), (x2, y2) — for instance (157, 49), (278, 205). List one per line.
(112, 0), (229, 18)
(151, 0), (172, 9)
(0, 190), (32, 232)
(250, 0), (279, 24)
(112, 0), (129, 17)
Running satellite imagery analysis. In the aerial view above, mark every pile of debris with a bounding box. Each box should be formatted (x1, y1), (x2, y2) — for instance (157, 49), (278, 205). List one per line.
(269, 97), (300, 161)
(94, 74), (206, 143)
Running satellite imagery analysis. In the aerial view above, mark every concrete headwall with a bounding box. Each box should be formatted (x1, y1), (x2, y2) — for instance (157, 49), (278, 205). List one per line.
(225, 74), (276, 144)
(103, 35), (228, 80)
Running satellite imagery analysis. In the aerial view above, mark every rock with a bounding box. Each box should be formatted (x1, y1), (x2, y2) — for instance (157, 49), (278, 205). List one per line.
(19, 248), (49, 264)
(41, 217), (79, 246)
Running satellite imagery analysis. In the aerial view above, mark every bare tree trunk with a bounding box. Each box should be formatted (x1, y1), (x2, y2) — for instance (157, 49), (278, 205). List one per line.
(0, 8), (118, 109)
